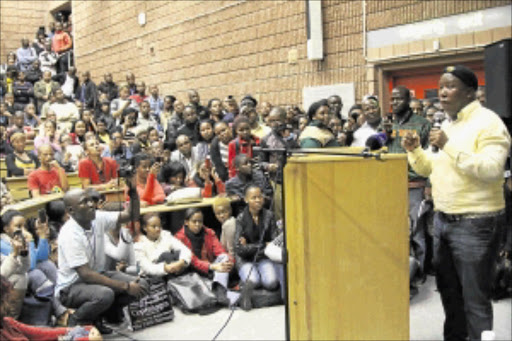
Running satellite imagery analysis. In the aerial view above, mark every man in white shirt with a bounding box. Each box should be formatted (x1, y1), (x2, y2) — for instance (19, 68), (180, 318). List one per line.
(351, 96), (382, 147)
(56, 186), (148, 333)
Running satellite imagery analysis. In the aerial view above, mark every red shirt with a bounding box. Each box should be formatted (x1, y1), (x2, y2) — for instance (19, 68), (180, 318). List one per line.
(1, 317), (93, 341)
(125, 173), (165, 205)
(27, 168), (62, 194)
(78, 157), (118, 185)
(175, 226), (234, 274)
(129, 94), (149, 105)
(227, 136), (260, 178)
(51, 31), (72, 53)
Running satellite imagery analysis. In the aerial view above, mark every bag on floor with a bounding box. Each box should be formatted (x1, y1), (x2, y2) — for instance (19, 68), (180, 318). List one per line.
(124, 278), (174, 331)
(166, 272), (220, 315)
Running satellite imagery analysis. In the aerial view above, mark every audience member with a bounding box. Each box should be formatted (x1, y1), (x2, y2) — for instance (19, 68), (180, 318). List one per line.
(119, 107), (138, 139)
(188, 89), (208, 120)
(244, 106), (270, 140)
(259, 107), (298, 220)
(137, 100), (158, 132)
(134, 213), (191, 278)
(69, 119), (88, 145)
(387, 85), (431, 278)
(148, 85), (163, 121)
(127, 154), (165, 207)
(327, 95), (343, 121)
(228, 116), (259, 178)
(52, 66), (78, 101)
(75, 71), (97, 110)
(24, 60), (42, 85)
(39, 41), (58, 76)
(195, 120), (215, 161)
(165, 100), (185, 142)
(175, 208), (234, 306)
(34, 70), (60, 113)
(96, 118), (111, 144)
(101, 131), (132, 168)
(424, 105), (437, 124)
(222, 95), (239, 123)
(16, 38), (38, 72)
(34, 120), (61, 154)
(258, 101), (272, 124)
(56, 187), (149, 333)
(51, 22), (73, 74)
(94, 100), (115, 132)
(81, 109), (97, 133)
(160, 95), (176, 135)
(22, 103), (40, 128)
(210, 121), (233, 182)
(5, 131), (39, 177)
(234, 186), (280, 311)
(27, 144), (68, 197)
(130, 127), (150, 155)
(351, 96), (382, 147)
(54, 134), (80, 172)
(159, 161), (187, 196)
(226, 154), (272, 200)
(1, 275), (102, 340)
(207, 98), (223, 122)
(188, 159), (226, 198)
(410, 98), (423, 117)
(7, 111), (35, 139)
(171, 135), (200, 177)
(97, 73), (118, 101)
(298, 99), (339, 148)
(176, 105), (200, 145)
(110, 85), (132, 123)
(50, 88), (79, 133)
(212, 197), (236, 257)
(12, 72), (34, 111)
(125, 72), (137, 95)
(129, 81), (148, 108)
(78, 139), (118, 191)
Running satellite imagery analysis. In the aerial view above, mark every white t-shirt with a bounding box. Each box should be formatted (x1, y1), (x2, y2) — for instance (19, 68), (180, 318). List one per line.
(351, 122), (379, 147)
(62, 74), (75, 98)
(55, 211), (119, 296)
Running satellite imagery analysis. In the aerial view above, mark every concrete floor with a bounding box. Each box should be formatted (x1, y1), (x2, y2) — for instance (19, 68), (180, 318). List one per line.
(106, 276), (511, 340)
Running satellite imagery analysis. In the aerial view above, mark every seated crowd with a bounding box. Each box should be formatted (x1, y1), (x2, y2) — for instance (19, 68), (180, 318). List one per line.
(2, 19), (492, 340)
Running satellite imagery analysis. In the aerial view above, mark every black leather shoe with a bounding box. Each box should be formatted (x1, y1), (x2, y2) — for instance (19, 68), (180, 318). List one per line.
(212, 282), (230, 307)
(94, 320), (113, 335)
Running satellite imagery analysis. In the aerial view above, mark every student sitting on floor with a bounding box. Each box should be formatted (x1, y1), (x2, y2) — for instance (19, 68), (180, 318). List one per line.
(134, 213), (191, 278)
(175, 208), (235, 306)
(212, 197), (236, 258)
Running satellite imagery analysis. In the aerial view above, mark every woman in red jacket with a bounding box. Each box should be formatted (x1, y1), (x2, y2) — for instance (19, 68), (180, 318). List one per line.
(175, 208), (235, 306)
(125, 153), (165, 207)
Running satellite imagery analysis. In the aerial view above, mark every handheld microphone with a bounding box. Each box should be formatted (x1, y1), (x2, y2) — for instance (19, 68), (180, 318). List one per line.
(432, 117), (442, 153)
(365, 132), (388, 151)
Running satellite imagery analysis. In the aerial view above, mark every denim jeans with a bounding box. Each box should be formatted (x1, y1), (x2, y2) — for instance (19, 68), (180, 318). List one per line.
(433, 212), (502, 341)
(59, 271), (147, 325)
(409, 187), (426, 272)
(238, 259), (279, 290)
(28, 260), (67, 317)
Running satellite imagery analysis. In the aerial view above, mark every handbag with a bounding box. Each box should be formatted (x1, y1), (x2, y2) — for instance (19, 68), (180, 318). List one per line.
(125, 278), (174, 331)
(166, 272), (220, 315)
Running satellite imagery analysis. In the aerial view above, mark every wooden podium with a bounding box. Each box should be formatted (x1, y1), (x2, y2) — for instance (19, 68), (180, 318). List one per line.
(284, 150), (409, 340)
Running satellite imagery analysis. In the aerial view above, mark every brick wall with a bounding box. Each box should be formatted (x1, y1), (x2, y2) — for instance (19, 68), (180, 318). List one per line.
(0, 0), (51, 63)
(5, 0), (505, 107)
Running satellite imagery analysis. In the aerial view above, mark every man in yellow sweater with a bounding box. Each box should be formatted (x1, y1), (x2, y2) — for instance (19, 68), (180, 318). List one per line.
(402, 65), (511, 341)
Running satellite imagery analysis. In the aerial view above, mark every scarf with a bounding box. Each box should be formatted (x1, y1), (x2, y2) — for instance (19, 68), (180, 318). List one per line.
(184, 225), (205, 258)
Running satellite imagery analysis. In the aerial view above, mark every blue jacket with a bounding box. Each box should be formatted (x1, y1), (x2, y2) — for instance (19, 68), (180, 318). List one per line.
(0, 236), (50, 270)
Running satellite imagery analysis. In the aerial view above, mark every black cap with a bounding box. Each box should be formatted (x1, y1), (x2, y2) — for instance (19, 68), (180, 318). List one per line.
(443, 65), (478, 91)
(240, 95), (258, 108)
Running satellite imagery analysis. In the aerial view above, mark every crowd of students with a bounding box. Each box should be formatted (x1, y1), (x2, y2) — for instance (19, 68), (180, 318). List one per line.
(1, 20), (510, 341)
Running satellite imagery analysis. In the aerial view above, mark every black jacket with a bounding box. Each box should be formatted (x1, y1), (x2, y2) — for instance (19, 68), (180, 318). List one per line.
(97, 81), (119, 101)
(176, 122), (200, 146)
(5, 152), (40, 177)
(234, 207), (279, 267)
(209, 137), (229, 182)
(225, 169), (273, 199)
(75, 79), (98, 109)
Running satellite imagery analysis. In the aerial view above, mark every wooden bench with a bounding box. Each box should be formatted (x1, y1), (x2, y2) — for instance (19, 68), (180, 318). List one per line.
(0, 158), (6, 178)
(4, 172), (80, 201)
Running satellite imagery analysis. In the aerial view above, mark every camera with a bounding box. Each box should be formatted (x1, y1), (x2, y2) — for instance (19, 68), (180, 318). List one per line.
(13, 230), (28, 257)
(118, 165), (135, 178)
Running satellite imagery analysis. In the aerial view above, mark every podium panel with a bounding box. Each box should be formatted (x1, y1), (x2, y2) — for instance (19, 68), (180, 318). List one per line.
(284, 152), (409, 340)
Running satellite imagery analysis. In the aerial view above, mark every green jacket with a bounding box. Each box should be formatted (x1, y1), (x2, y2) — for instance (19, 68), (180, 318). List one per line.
(299, 121), (340, 148)
(386, 109), (431, 181)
